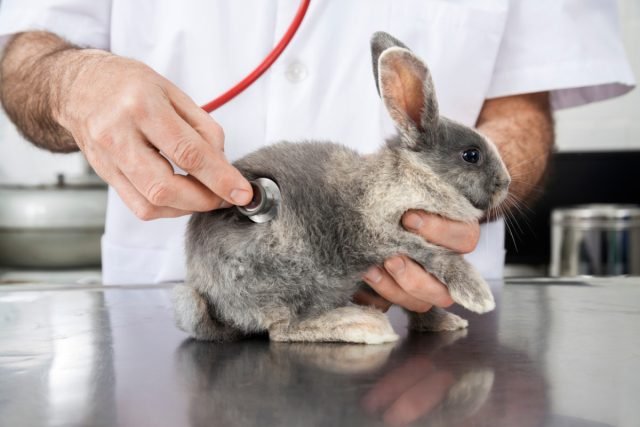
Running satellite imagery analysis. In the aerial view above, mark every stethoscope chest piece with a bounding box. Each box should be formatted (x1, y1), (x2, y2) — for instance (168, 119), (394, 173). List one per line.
(236, 178), (281, 223)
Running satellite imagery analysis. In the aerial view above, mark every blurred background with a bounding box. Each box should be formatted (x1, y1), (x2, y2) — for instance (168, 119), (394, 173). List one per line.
(0, 0), (638, 276)
(500, 0), (640, 275)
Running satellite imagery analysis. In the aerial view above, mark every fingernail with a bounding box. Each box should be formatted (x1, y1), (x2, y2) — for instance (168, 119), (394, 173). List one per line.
(363, 266), (382, 284)
(404, 212), (424, 230)
(385, 257), (405, 274)
(230, 189), (251, 205)
(219, 201), (232, 209)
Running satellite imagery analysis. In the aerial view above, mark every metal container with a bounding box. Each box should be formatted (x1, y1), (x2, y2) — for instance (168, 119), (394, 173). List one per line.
(0, 177), (107, 268)
(551, 204), (640, 277)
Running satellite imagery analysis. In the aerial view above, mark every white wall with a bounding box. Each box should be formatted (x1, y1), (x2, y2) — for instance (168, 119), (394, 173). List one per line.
(0, 1), (638, 185)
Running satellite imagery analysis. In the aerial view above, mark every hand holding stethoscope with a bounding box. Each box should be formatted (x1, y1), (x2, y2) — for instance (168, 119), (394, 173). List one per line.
(55, 0), (310, 221)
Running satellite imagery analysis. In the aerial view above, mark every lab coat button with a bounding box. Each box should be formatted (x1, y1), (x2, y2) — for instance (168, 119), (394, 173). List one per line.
(285, 60), (308, 83)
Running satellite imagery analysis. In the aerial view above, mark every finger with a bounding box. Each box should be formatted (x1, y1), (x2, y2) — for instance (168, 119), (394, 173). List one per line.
(139, 97), (253, 206)
(383, 256), (454, 308)
(116, 134), (227, 211)
(183, 175), (233, 208)
(383, 371), (455, 427)
(352, 290), (392, 312)
(107, 167), (191, 220)
(363, 266), (432, 313)
(402, 210), (480, 254)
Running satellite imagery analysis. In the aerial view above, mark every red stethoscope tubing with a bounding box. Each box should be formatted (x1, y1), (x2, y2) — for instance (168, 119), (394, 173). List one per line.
(200, 0), (311, 113)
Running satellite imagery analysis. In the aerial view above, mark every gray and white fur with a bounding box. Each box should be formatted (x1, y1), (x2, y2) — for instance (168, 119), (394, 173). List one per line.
(173, 32), (511, 344)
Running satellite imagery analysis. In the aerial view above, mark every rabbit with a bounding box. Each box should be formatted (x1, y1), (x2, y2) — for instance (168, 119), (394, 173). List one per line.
(172, 31), (511, 344)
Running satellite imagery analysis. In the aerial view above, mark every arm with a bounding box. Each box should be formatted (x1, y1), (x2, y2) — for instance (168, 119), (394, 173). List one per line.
(358, 93), (554, 312)
(0, 32), (79, 152)
(476, 92), (554, 207)
(0, 31), (253, 219)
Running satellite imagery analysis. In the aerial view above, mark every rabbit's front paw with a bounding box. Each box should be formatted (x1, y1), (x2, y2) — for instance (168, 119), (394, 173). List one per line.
(435, 258), (495, 314)
(409, 307), (468, 332)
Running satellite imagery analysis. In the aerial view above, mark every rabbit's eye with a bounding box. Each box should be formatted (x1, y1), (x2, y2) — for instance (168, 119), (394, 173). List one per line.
(462, 148), (480, 164)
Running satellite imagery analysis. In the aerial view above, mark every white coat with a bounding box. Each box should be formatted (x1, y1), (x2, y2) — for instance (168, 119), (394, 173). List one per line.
(0, 0), (635, 284)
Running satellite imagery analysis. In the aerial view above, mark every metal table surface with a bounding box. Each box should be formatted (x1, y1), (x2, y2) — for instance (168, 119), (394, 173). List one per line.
(1, 278), (639, 427)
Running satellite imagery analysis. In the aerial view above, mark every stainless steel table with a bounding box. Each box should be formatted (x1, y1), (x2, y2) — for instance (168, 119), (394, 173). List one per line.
(1, 279), (639, 427)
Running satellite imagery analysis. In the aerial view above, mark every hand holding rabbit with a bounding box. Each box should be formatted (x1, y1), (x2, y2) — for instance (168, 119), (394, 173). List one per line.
(356, 212), (480, 312)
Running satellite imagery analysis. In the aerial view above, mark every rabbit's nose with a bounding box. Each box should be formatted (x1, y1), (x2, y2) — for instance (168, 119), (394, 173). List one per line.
(493, 177), (510, 190)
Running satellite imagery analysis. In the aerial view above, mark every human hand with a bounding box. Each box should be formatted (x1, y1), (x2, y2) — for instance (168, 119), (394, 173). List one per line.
(56, 51), (253, 220)
(355, 210), (480, 312)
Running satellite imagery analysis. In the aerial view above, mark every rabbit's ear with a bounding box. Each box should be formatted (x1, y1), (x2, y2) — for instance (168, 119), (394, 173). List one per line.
(371, 32), (410, 95)
(371, 32), (439, 143)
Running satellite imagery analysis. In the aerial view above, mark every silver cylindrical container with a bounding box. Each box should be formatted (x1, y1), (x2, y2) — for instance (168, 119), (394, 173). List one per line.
(0, 181), (107, 268)
(551, 204), (640, 277)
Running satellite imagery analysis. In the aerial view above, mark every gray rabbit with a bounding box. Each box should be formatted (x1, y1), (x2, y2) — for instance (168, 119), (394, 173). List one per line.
(173, 32), (510, 344)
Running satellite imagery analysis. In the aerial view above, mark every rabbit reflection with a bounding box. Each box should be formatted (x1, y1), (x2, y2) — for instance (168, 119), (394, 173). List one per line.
(174, 338), (395, 427)
(174, 326), (542, 427)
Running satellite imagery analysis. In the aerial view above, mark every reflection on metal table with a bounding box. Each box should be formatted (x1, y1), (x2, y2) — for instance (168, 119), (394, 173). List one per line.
(1, 278), (639, 427)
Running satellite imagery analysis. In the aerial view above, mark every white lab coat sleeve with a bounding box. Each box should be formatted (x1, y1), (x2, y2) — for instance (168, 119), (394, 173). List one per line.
(486, 0), (635, 109)
(0, 0), (111, 51)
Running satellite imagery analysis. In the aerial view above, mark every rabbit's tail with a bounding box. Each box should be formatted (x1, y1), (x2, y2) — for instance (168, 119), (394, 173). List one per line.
(172, 284), (242, 341)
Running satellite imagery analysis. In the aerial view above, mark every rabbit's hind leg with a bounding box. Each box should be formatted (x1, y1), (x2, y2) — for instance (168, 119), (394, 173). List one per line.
(268, 305), (399, 344)
(172, 284), (242, 342)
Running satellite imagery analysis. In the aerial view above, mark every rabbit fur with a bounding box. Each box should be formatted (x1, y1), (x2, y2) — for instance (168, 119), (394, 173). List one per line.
(173, 32), (511, 344)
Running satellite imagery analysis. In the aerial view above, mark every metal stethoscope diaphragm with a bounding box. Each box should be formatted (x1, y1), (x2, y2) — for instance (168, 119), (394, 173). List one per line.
(236, 178), (281, 223)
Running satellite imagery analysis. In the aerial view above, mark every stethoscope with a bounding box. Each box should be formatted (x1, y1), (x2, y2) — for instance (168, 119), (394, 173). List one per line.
(200, 0), (310, 223)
